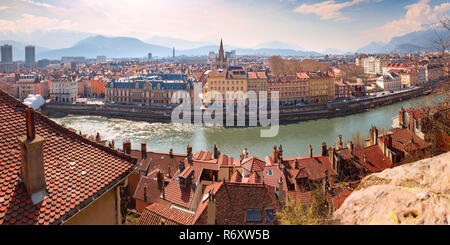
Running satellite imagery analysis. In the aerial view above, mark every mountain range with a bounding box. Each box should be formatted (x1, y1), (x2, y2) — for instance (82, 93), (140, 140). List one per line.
(357, 28), (447, 54)
(1, 27), (447, 60)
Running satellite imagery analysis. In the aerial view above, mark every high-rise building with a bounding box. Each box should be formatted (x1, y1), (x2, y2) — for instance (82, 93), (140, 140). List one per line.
(1, 44), (13, 63)
(25, 45), (35, 68)
(148, 52), (152, 60)
(172, 47), (175, 59)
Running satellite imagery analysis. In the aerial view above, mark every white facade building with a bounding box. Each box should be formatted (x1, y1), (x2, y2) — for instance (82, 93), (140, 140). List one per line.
(376, 72), (402, 90)
(50, 76), (78, 103)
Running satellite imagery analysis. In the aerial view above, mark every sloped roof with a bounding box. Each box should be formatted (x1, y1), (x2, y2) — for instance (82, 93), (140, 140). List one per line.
(137, 203), (193, 225)
(0, 89), (137, 225)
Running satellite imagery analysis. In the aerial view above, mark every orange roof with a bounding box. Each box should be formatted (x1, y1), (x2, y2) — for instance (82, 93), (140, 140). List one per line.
(0, 89), (137, 225)
(137, 203), (193, 225)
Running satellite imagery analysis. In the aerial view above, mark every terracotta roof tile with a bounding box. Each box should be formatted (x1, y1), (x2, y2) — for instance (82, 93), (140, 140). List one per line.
(137, 203), (193, 225)
(0, 89), (138, 225)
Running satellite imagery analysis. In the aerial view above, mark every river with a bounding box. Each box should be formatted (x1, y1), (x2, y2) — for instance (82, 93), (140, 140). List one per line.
(51, 94), (444, 159)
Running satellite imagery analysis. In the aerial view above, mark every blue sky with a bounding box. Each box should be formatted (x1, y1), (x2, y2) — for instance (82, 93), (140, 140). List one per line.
(0, 0), (448, 52)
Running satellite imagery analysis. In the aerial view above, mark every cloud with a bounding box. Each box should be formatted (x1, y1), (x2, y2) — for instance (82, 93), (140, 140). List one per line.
(293, 0), (366, 22)
(363, 0), (450, 43)
(0, 14), (77, 33)
(22, 0), (58, 9)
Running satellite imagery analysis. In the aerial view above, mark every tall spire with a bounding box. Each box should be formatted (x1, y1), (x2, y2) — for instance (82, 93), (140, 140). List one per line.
(218, 38), (226, 62)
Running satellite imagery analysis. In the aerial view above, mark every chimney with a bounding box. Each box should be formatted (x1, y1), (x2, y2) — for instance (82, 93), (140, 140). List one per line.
(273, 146), (278, 162)
(18, 108), (47, 204)
(179, 160), (185, 172)
(329, 147), (336, 170)
(141, 142), (147, 159)
(347, 141), (354, 154)
(213, 144), (218, 159)
(336, 135), (343, 150)
(308, 144), (313, 158)
(123, 140), (131, 155)
(187, 145), (192, 160)
(143, 183), (148, 202)
(169, 148), (173, 159)
(294, 159), (299, 169)
(363, 153), (367, 163)
(157, 170), (164, 190)
(321, 142), (327, 156)
(277, 177), (284, 202)
(207, 191), (216, 225)
(372, 126), (378, 145)
(278, 145), (283, 163)
(110, 139), (115, 149)
(399, 107), (406, 128)
(386, 133), (393, 148)
(95, 132), (101, 142)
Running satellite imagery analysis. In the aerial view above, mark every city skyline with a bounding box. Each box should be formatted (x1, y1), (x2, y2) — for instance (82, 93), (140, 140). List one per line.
(0, 0), (448, 52)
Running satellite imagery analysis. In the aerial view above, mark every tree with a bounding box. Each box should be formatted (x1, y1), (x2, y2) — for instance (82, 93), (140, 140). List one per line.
(276, 185), (331, 225)
(441, 17), (450, 31)
(433, 30), (449, 55)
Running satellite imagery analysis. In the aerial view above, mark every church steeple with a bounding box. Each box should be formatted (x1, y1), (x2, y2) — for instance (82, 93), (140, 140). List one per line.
(216, 38), (227, 69)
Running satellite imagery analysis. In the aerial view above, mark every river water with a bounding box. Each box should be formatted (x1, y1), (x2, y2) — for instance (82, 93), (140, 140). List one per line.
(51, 95), (443, 159)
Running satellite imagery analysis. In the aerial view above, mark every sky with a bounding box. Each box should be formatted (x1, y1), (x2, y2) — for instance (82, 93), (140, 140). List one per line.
(0, 0), (448, 52)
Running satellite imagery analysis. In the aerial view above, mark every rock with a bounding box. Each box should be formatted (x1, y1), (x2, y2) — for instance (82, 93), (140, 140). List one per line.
(333, 152), (450, 225)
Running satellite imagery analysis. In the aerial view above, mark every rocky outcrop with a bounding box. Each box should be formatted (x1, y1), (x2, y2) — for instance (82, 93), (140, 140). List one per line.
(333, 152), (450, 225)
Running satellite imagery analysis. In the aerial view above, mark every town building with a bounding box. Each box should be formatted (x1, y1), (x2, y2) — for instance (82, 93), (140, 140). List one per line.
(376, 72), (401, 90)
(334, 80), (351, 100)
(306, 72), (335, 104)
(203, 66), (247, 106)
(1, 44), (12, 63)
(50, 75), (78, 103)
(25, 46), (35, 68)
(105, 77), (193, 106)
(268, 73), (309, 105)
(17, 73), (40, 101)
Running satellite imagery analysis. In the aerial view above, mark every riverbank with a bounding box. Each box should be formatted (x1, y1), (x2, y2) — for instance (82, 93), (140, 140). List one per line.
(41, 80), (446, 125)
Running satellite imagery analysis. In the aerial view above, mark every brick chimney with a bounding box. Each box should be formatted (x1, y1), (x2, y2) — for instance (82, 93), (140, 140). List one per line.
(95, 132), (101, 142)
(18, 108), (47, 204)
(143, 183), (148, 202)
(336, 135), (343, 150)
(347, 141), (354, 154)
(329, 147), (336, 170)
(372, 126), (378, 145)
(308, 144), (313, 158)
(187, 145), (192, 161)
(277, 177), (284, 202)
(294, 159), (299, 169)
(273, 146), (278, 162)
(321, 142), (327, 156)
(123, 140), (131, 155)
(399, 107), (406, 128)
(141, 142), (147, 159)
(109, 139), (115, 149)
(278, 145), (283, 164)
(213, 144), (219, 159)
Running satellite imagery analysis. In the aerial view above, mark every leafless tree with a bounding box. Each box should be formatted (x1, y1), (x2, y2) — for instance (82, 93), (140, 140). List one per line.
(433, 30), (449, 55)
(441, 17), (450, 31)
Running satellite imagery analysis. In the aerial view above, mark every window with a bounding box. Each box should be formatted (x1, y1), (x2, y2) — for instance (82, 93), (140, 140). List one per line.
(246, 209), (262, 223)
(266, 209), (274, 223)
(267, 169), (273, 176)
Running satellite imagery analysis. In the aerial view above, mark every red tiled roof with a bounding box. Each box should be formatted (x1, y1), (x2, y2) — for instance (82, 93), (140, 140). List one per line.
(137, 203), (193, 225)
(0, 89), (137, 225)
(353, 145), (392, 173)
(230, 170), (242, 183)
(163, 170), (195, 208)
(132, 176), (164, 204)
(241, 156), (266, 173)
(247, 172), (262, 184)
(381, 128), (431, 153)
